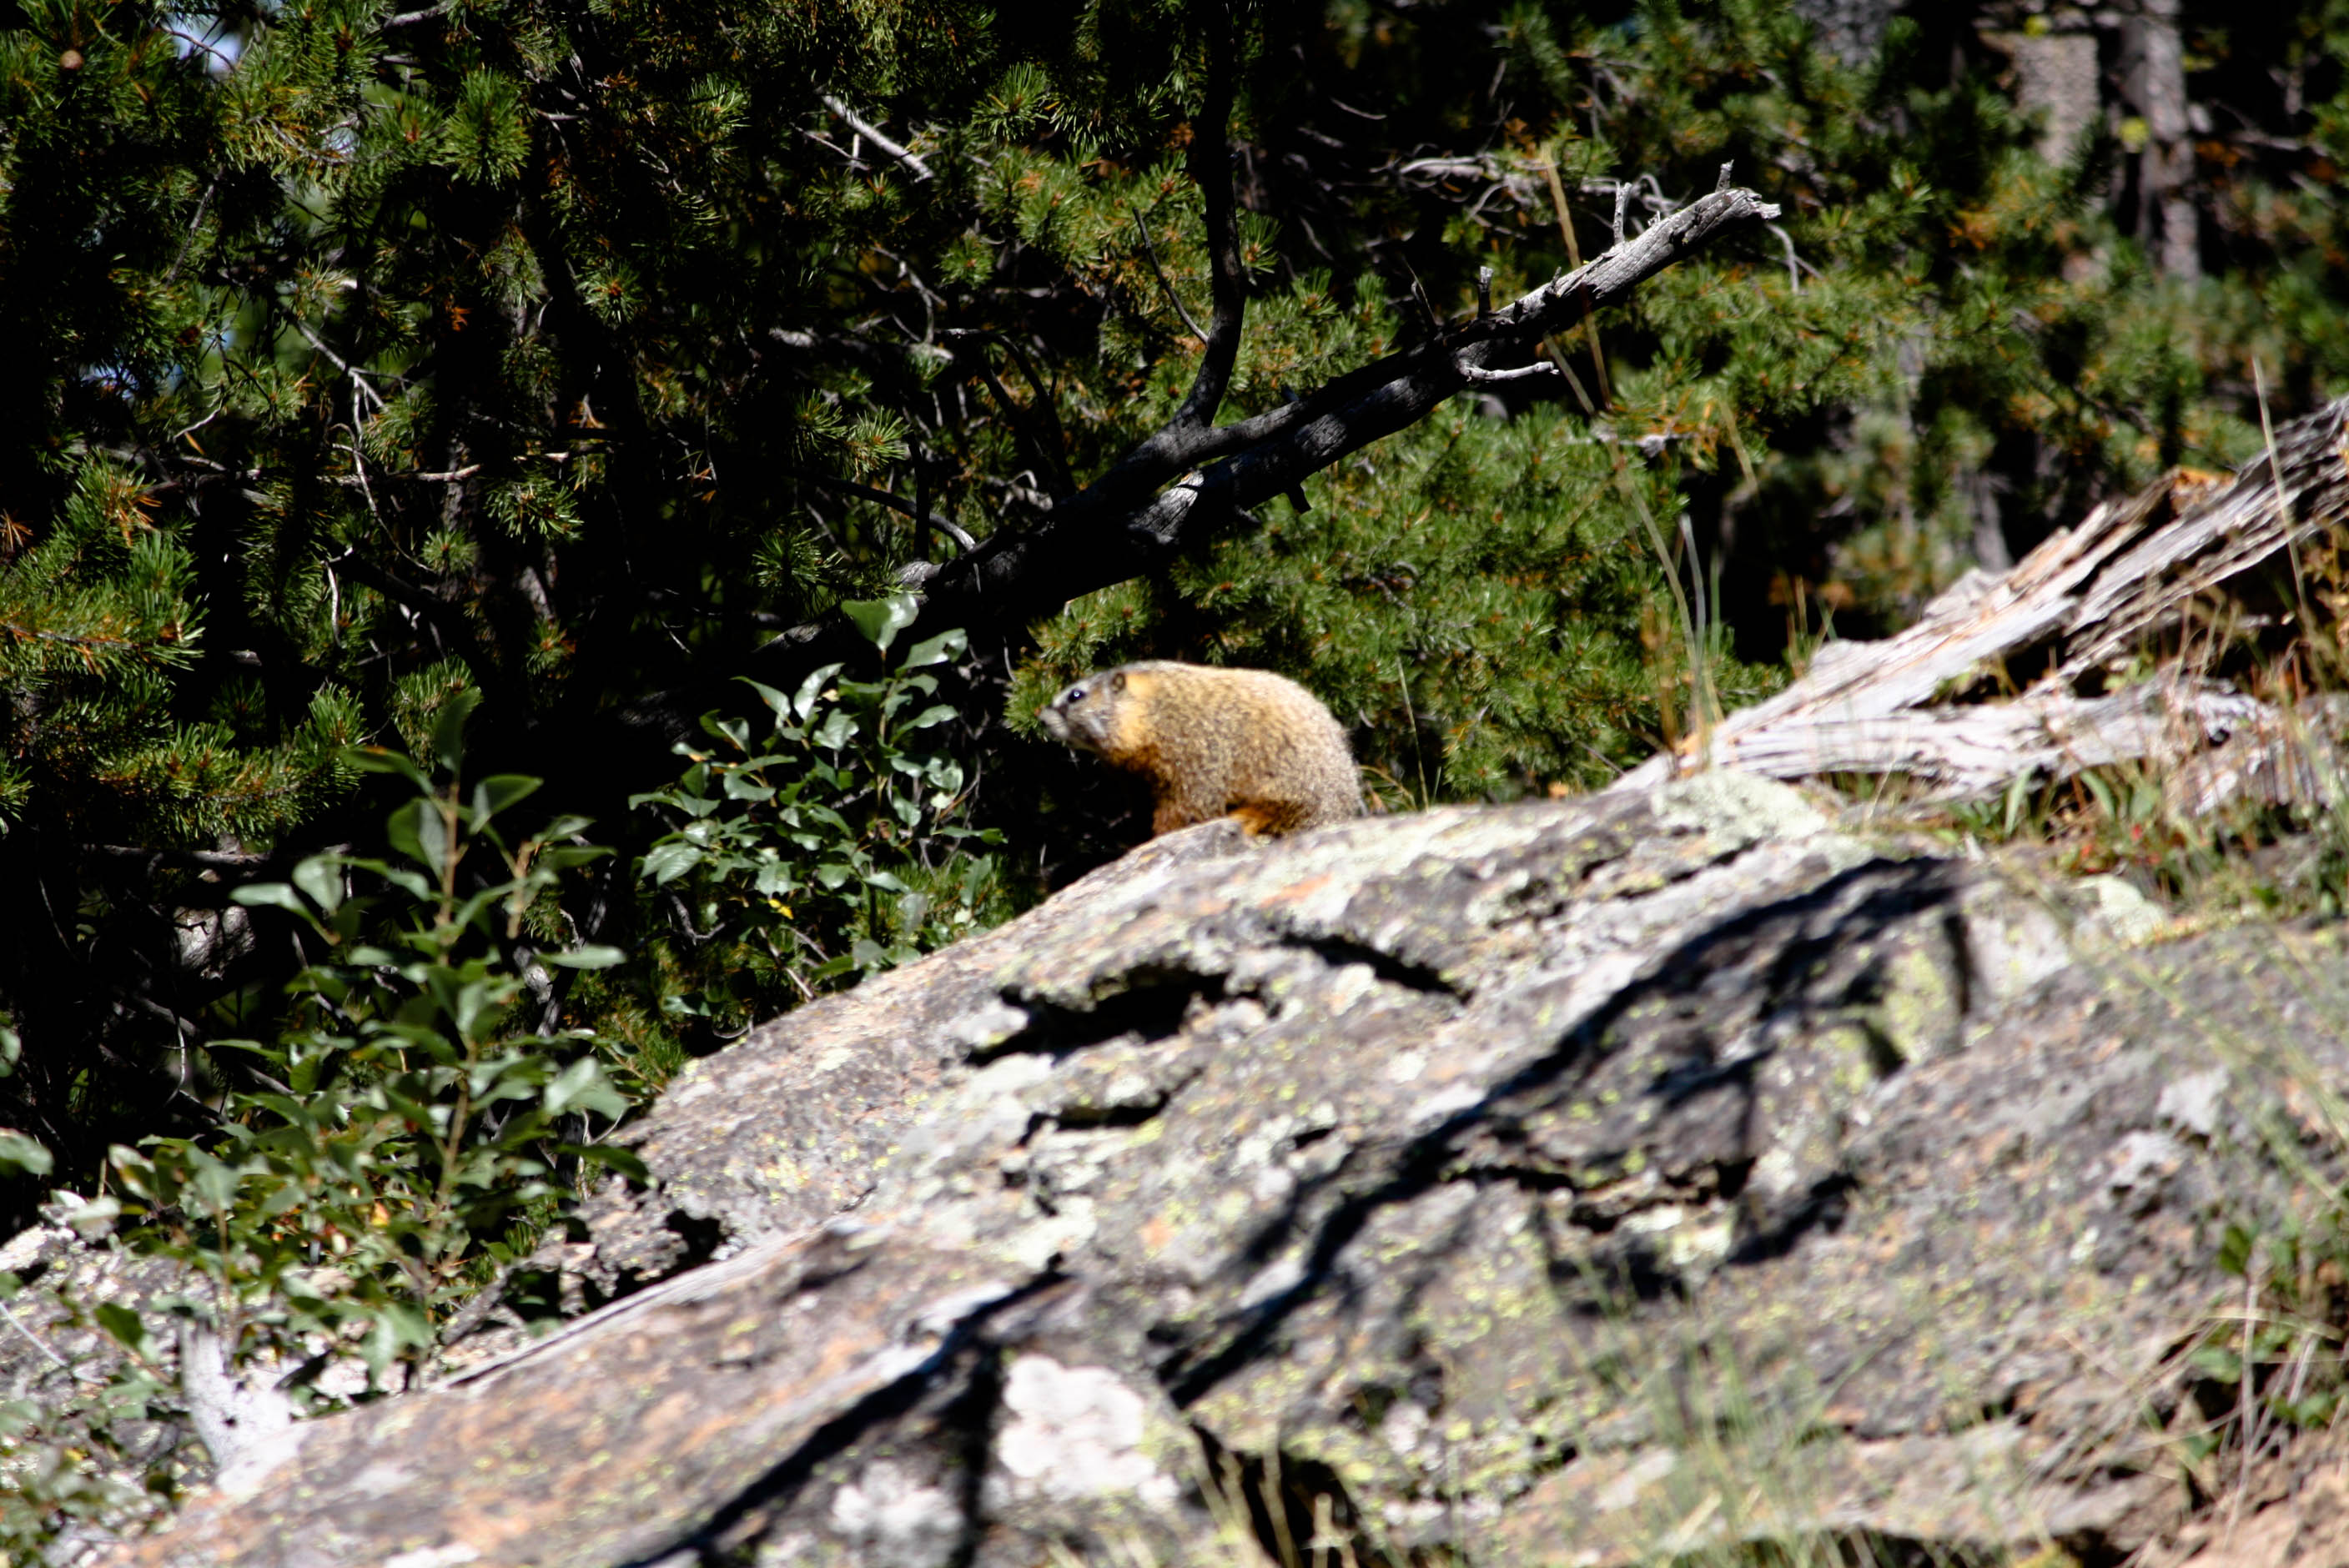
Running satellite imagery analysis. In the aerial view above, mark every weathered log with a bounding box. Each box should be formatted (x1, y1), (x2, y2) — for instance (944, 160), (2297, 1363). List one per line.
(1617, 396), (2349, 804)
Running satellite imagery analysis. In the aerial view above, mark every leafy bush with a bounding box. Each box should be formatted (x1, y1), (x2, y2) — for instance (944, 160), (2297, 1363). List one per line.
(0, 1294), (186, 1561)
(108, 696), (635, 1390)
(633, 597), (1007, 1038)
(0, 621), (1011, 1556)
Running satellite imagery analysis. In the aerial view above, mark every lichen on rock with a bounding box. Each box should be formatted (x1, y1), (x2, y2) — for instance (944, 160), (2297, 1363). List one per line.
(109, 776), (2349, 1567)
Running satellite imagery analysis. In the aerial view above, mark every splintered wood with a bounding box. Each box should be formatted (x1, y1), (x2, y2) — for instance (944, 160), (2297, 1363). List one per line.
(1615, 397), (2349, 811)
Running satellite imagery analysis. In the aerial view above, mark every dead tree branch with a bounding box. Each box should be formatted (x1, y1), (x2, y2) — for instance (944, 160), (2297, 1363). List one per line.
(1168, 10), (1245, 435)
(819, 95), (933, 183)
(875, 181), (1781, 641)
(1614, 397), (2349, 807)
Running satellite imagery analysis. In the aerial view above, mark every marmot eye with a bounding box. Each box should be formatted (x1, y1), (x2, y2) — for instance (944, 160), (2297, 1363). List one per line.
(1066, 683), (1089, 703)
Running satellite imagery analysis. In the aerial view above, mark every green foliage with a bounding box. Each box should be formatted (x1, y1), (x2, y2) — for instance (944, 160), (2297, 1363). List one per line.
(6, 7), (2349, 1531)
(0, 1024), (47, 1179)
(0, 1277), (188, 1560)
(2186, 1214), (2349, 1455)
(0, 457), (365, 839)
(1020, 401), (1788, 802)
(109, 701), (633, 1387)
(633, 599), (1006, 1036)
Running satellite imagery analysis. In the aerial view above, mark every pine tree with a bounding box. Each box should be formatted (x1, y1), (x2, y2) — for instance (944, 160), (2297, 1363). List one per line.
(5, 0), (2349, 1203)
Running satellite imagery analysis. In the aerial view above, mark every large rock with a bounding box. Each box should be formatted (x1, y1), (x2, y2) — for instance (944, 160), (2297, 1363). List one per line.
(116, 776), (2349, 1565)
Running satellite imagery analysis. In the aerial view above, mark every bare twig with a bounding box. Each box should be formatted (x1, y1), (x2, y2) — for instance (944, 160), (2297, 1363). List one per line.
(1764, 222), (1803, 293)
(2255, 356), (2318, 673)
(437, 1259), (519, 1353)
(1, 1299), (71, 1371)
(348, 389), (380, 539)
(819, 95), (933, 183)
(283, 309), (382, 414)
(968, 352), (1074, 499)
(788, 469), (977, 554)
(327, 464), (481, 488)
(163, 173), (221, 284)
(1166, 13), (1245, 433)
(1453, 359), (1559, 385)
(1134, 210), (1208, 339)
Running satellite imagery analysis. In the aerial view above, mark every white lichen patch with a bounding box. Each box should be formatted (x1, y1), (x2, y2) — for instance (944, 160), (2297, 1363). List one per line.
(827, 1460), (963, 1568)
(2156, 1068), (2228, 1139)
(1650, 771), (1829, 848)
(1594, 1446), (1680, 1513)
(380, 1545), (482, 1568)
(946, 998), (1033, 1051)
(998, 1197), (1098, 1271)
(2073, 874), (2165, 946)
(987, 1355), (1178, 1508)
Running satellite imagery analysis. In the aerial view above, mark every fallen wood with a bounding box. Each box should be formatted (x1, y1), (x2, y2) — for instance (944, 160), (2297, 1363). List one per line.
(1616, 396), (2349, 805)
(2160, 696), (2349, 817)
(1709, 679), (2266, 798)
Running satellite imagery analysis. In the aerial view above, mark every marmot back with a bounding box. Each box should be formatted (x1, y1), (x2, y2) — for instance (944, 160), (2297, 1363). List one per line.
(1039, 661), (1361, 837)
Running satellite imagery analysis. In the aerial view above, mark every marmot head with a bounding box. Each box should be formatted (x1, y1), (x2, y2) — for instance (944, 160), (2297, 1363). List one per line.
(1040, 669), (1127, 756)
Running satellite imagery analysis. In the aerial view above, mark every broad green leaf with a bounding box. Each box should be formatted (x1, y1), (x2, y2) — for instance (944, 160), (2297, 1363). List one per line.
(900, 627), (966, 670)
(542, 944), (626, 969)
(232, 882), (312, 917)
(291, 855), (345, 914)
(0, 1130), (52, 1178)
(109, 1147), (161, 1201)
(841, 593), (919, 653)
(571, 1143), (650, 1182)
(903, 702), (958, 731)
(94, 1303), (155, 1361)
(812, 710), (858, 750)
(388, 797), (450, 878)
(2217, 1223), (2255, 1278)
(431, 688), (484, 774)
(186, 1147), (245, 1214)
(472, 774), (541, 822)
(792, 663), (846, 721)
(345, 746), (433, 792)
(546, 1058), (628, 1119)
(643, 842), (702, 883)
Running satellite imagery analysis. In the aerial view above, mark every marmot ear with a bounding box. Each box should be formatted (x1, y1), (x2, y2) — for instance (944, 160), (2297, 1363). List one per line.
(1109, 671), (1126, 691)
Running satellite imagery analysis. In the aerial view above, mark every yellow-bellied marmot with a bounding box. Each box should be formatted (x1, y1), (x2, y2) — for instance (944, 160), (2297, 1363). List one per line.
(1040, 661), (1362, 837)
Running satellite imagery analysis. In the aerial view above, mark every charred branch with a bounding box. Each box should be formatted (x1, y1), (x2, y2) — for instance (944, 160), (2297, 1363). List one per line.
(903, 183), (1782, 635)
(1169, 8), (1246, 436)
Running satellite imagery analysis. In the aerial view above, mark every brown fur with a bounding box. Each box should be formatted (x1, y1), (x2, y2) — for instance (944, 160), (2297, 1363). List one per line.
(1039, 661), (1362, 837)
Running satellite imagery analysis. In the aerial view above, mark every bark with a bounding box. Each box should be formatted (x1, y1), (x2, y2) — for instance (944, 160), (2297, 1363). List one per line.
(1998, 24), (2101, 166)
(2123, 0), (2201, 281)
(764, 178), (1782, 669)
(1616, 396), (2349, 805)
